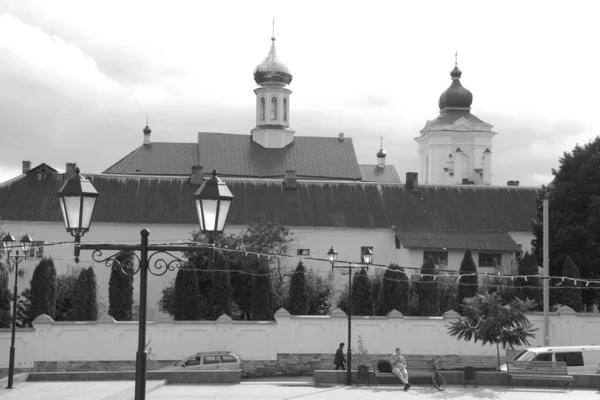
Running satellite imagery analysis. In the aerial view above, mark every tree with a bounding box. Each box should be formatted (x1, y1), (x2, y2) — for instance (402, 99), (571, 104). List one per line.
(157, 282), (175, 317)
(16, 288), (32, 328)
(380, 264), (409, 315)
(531, 137), (600, 305)
(437, 274), (459, 314)
(0, 268), (10, 328)
(447, 292), (538, 369)
(287, 261), (309, 315)
(209, 253), (233, 319)
(457, 250), (478, 311)
(55, 266), (82, 321)
(515, 252), (542, 308)
(370, 271), (383, 316)
(305, 269), (333, 315)
(351, 268), (372, 315)
(72, 267), (98, 321)
(417, 258), (439, 316)
(251, 259), (273, 320)
(335, 284), (349, 313)
(108, 252), (134, 321)
(173, 266), (202, 320)
(559, 256), (583, 312)
(29, 257), (57, 321)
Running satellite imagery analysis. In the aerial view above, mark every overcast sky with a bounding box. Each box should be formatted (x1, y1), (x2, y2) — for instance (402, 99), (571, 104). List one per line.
(1, 0), (599, 186)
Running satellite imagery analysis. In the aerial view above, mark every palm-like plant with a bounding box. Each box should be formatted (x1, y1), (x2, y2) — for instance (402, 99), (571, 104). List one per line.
(447, 292), (538, 369)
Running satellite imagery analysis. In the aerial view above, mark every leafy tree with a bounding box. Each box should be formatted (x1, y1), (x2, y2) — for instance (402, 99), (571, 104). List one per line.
(16, 287), (32, 328)
(380, 264), (409, 315)
(72, 267), (98, 321)
(251, 259), (273, 320)
(531, 137), (600, 304)
(515, 252), (542, 308)
(335, 284), (349, 313)
(29, 257), (57, 320)
(437, 274), (459, 314)
(210, 253), (233, 319)
(457, 250), (478, 311)
(287, 261), (309, 315)
(0, 268), (10, 328)
(448, 293), (538, 369)
(417, 257), (439, 316)
(351, 268), (372, 315)
(559, 256), (583, 311)
(173, 266), (202, 320)
(305, 269), (333, 315)
(108, 252), (134, 321)
(55, 266), (82, 321)
(157, 282), (175, 317)
(370, 271), (383, 316)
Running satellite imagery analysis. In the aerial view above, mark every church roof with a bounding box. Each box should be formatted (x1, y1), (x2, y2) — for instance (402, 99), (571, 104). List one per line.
(0, 174), (539, 245)
(395, 231), (520, 251)
(358, 165), (401, 183)
(430, 109), (484, 125)
(104, 133), (363, 180)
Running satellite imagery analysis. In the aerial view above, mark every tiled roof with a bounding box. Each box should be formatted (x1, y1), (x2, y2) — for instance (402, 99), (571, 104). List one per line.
(197, 132), (362, 180)
(102, 133), (363, 181)
(358, 165), (401, 183)
(103, 143), (198, 175)
(431, 109), (484, 125)
(0, 174), (540, 243)
(395, 231), (521, 251)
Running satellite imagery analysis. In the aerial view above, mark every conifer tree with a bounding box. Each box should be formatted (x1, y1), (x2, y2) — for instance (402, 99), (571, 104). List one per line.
(515, 252), (542, 307)
(457, 250), (478, 311)
(29, 257), (57, 320)
(0, 269), (10, 328)
(251, 259), (273, 320)
(72, 267), (98, 321)
(108, 252), (134, 321)
(380, 264), (409, 315)
(417, 257), (439, 316)
(173, 266), (202, 320)
(351, 268), (372, 315)
(287, 261), (309, 315)
(210, 253), (233, 319)
(560, 256), (583, 312)
(370, 272), (383, 316)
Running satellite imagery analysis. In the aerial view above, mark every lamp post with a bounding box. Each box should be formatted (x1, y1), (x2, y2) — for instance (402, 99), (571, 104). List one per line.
(2, 232), (32, 389)
(57, 168), (233, 400)
(327, 245), (373, 386)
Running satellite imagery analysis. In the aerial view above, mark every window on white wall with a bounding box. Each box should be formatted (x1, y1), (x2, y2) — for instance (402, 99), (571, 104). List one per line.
(271, 97), (278, 119)
(423, 250), (448, 267)
(260, 97), (265, 120)
(283, 98), (288, 121)
(296, 249), (310, 256)
(479, 253), (502, 268)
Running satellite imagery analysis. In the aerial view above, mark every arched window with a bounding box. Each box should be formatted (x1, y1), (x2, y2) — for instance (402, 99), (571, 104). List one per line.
(260, 97), (265, 121)
(271, 97), (278, 120)
(283, 98), (288, 122)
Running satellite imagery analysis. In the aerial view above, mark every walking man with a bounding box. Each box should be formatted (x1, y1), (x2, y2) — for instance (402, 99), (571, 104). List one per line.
(334, 342), (346, 370)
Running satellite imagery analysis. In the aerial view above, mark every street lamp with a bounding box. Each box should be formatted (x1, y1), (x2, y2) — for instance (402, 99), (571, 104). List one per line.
(57, 169), (233, 400)
(328, 245), (373, 386)
(2, 232), (32, 389)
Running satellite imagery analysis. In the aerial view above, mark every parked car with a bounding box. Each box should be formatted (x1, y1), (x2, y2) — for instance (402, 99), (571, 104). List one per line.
(500, 345), (600, 374)
(164, 351), (242, 372)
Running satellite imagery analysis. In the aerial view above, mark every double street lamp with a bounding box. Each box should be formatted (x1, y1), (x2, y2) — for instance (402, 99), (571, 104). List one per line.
(2, 232), (33, 389)
(56, 168), (233, 400)
(327, 245), (373, 386)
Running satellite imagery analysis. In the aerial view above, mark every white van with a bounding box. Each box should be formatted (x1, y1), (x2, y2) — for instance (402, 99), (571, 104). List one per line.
(500, 345), (600, 374)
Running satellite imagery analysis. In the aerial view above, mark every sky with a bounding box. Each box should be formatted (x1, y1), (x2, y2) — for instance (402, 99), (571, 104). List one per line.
(0, 0), (599, 186)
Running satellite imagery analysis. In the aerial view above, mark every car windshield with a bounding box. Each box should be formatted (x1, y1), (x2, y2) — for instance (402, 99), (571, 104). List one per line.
(514, 351), (535, 362)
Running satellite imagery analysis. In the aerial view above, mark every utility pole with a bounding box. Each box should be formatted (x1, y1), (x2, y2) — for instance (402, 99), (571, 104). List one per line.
(543, 198), (549, 346)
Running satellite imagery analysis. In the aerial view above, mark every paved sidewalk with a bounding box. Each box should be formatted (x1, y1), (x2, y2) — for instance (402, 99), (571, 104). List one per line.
(0, 380), (165, 400)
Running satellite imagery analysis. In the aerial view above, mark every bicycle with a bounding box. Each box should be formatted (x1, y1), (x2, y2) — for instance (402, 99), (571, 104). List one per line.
(426, 357), (446, 391)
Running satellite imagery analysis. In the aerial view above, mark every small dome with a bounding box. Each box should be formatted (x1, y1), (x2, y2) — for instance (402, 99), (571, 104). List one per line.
(438, 66), (473, 110)
(377, 148), (387, 158)
(254, 38), (293, 86)
(143, 125), (151, 135)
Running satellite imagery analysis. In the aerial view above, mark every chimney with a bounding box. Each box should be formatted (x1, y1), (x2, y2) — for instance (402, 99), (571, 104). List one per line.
(507, 180), (520, 187)
(405, 172), (418, 190)
(22, 161), (31, 174)
(284, 169), (297, 190)
(65, 163), (77, 180)
(338, 132), (344, 142)
(191, 166), (204, 185)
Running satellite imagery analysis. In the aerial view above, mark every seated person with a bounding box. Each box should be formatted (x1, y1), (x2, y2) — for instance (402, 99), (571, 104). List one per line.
(390, 347), (411, 391)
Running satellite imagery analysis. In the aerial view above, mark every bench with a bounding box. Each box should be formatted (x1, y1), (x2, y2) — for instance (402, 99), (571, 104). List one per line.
(371, 359), (433, 387)
(506, 361), (573, 390)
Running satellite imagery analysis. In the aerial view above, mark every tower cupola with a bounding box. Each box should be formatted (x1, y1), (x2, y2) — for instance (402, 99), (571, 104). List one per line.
(438, 64), (473, 110)
(377, 136), (387, 168)
(254, 37), (292, 87)
(143, 119), (151, 145)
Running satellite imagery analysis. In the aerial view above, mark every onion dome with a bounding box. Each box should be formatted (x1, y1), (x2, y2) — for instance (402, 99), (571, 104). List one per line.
(254, 37), (292, 86)
(143, 125), (151, 135)
(377, 148), (387, 158)
(438, 66), (473, 110)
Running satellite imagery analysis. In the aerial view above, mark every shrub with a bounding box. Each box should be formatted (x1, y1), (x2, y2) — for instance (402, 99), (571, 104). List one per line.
(72, 267), (98, 321)
(351, 268), (372, 315)
(306, 269), (333, 315)
(157, 282), (175, 317)
(173, 265), (202, 320)
(0, 269), (10, 328)
(417, 258), (439, 316)
(287, 261), (309, 315)
(108, 252), (134, 321)
(380, 264), (409, 315)
(457, 250), (478, 311)
(210, 253), (233, 319)
(55, 266), (82, 321)
(515, 252), (542, 307)
(251, 259), (273, 320)
(560, 256), (583, 312)
(29, 257), (57, 320)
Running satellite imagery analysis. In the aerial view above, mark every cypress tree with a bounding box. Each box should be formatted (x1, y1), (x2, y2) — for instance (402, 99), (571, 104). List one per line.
(370, 272), (383, 316)
(210, 253), (233, 319)
(515, 252), (541, 306)
(417, 257), (439, 316)
(173, 266), (202, 320)
(251, 259), (273, 320)
(108, 252), (134, 321)
(457, 250), (478, 312)
(287, 261), (309, 315)
(561, 256), (583, 312)
(351, 268), (372, 315)
(72, 267), (98, 321)
(380, 264), (409, 315)
(29, 257), (57, 321)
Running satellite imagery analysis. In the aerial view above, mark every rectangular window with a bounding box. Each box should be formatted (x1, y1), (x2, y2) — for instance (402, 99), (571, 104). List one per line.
(296, 249), (310, 256)
(423, 251), (448, 267)
(555, 352), (584, 367)
(478, 253), (502, 268)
